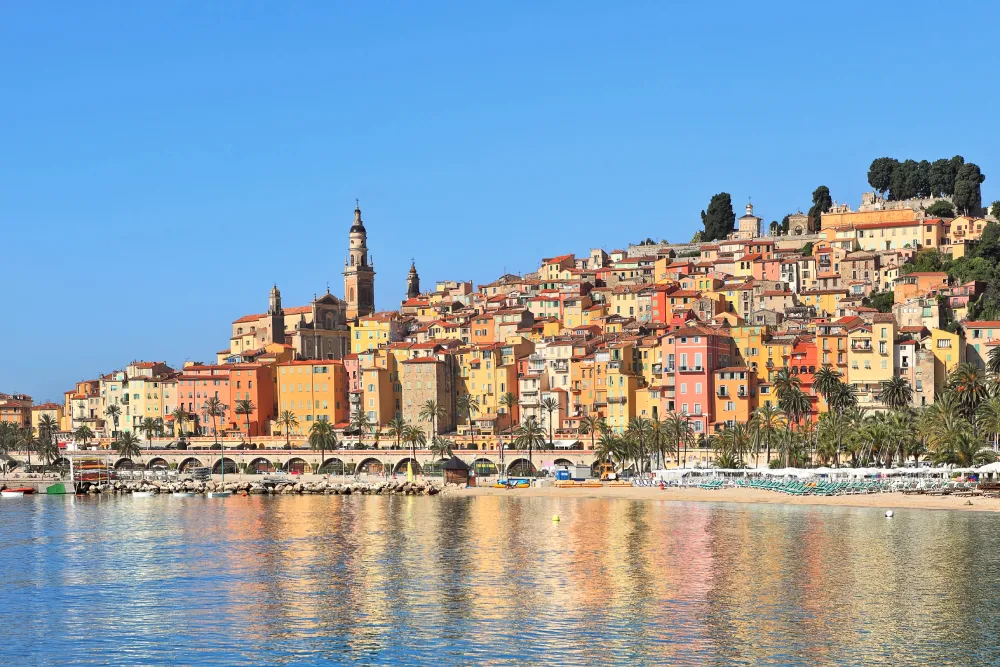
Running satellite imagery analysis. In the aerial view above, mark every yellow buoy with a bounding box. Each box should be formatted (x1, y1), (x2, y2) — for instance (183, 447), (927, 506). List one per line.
(552, 514), (560, 522)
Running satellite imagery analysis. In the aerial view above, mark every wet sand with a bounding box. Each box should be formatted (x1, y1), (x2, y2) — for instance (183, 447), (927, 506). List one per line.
(448, 484), (1000, 512)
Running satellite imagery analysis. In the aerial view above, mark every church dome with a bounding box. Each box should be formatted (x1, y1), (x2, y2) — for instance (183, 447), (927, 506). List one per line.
(350, 204), (366, 234)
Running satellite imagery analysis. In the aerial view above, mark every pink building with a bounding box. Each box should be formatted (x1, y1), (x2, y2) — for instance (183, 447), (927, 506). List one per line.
(661, 325), (735, 435)
(177, 364), (233, 436)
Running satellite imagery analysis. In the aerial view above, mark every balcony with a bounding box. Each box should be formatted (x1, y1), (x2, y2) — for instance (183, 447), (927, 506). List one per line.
(678, 365), (704, 373)
(608, 361), (622, 370)
(716, 389), (729, 398)
(851, 341), (873, 352)
(608, 396), (627, 404)
(651, 364), (662, 375)
(552, 361), (569, 373)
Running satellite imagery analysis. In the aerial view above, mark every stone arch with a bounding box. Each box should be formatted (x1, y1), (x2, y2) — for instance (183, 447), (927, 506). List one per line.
(320, 457), (345, 475)
(249, 457), (275, 474)
(114, 458), (135, 470)
(506, 458), (536, 477)
(356, 457), (385, 475)
(212, 457), (237, 474)
(471, 458), (497, 476)
(553, 458), (574, 468)
(147, 457), (169, 469)
(178, 457), (204, 472)
(285, 457), (308, 474)
(393, 457), (422, 475)
(52, 457), (71, 469)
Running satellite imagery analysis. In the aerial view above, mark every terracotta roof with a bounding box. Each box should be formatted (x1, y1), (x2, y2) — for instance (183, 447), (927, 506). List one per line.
(285, 306), (312, 315)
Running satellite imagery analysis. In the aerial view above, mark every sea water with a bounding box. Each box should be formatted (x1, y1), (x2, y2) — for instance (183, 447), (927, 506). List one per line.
(1, 494), (997, 666)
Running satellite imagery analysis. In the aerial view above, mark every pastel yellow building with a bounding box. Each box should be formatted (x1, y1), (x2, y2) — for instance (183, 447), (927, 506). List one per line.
(351, 312), (405, 354)
(929, 327), (964, 394)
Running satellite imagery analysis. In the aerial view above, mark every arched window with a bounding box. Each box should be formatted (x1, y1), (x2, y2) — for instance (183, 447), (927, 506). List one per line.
(350, 256), (355, 266)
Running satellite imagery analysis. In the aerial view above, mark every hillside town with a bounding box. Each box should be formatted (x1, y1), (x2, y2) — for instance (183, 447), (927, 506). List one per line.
(4, 188), (1000, 471)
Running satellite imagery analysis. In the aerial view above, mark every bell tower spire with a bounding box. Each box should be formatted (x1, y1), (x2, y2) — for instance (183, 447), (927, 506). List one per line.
(406, 259), (420, 299)
(343, 201), (376, 320)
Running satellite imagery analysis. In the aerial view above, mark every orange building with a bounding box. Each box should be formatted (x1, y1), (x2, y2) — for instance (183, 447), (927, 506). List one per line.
(275, 360), (349, 434)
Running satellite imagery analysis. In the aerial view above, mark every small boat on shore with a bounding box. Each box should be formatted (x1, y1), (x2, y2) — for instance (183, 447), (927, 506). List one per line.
(2, 490), (25, 498)
(206, 491), (231, 498)
(132, 491), (156, 498)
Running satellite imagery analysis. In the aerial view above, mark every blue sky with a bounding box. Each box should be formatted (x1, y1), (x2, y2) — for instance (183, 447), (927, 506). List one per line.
(3, 1), (999, 402)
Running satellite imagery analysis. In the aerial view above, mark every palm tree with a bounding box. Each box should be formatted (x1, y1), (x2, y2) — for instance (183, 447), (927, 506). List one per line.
(456, 394), (480, 449)
(403, 424), (426, 476)
(627, 416), (653, 473)
(430, 437), (454, 461)
(934, 431), (997, 466)
(18, 427), (38, 466)
(949, 363), (990, 424)
(772, 367), (802, 399)
(235, 399), (256, 448)
(827, 382), (859, 412)
(171, 407), (190, 438)
(779, 387), (811, 434)
(813, 365), (843, 408)
(751, 404), (785, 468)
(116, 432), (142, 468)
(104, 404), (122, 440)
(418, 399), (446, 439)
(37, 414), (58, 447)
(879, 376), (913, 412)
(140, 417), (158, 448)
(665, 411), (694, 468)
(513, 417), (546, 476)
(978, 395), (1000, 451)
(386, 415), (407, 450)
(309, 419), (338, 473)
(201, 396), (228, 446)
(988, 346), (1000, 375)
(540, 396), (559, 449)
(499, 391), (518, 434)
(350, 407), (372, 449)
(74, 425), (94, 447)
(276, 410), (299, 448)
(595, 431), (620, 471)
(38, 437), (60, 468)
(579, 414), (600, 452)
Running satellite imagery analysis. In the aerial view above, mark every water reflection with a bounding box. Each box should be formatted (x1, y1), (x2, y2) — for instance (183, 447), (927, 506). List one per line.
(2, 496), (1000, 665)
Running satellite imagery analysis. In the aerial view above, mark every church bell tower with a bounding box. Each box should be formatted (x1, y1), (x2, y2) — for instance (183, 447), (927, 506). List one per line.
(406, 261), (420, 299)
(344, 201), (376, 320)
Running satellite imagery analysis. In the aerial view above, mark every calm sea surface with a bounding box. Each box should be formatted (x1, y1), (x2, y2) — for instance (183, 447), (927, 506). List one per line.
(1, 494), (998, 666)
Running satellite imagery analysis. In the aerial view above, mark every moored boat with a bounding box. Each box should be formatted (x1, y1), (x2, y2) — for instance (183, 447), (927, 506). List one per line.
(132, 491), (156, 497)
(4, 487), (34, 494)
(171, 492), (196, 498)
(206, 491), (232, 498)
(1, 490), (25, 498)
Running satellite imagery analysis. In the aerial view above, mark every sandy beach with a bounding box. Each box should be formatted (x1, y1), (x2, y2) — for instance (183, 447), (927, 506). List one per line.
(448, 484), (1000, 513)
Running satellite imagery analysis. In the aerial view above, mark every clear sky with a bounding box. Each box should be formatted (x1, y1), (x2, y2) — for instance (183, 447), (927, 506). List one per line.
(3, 1), (999, 402)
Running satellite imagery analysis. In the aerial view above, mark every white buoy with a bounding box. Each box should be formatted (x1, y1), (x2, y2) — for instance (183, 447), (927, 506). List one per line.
(552, 514), (560, 522)
(885, 510), (894, 518)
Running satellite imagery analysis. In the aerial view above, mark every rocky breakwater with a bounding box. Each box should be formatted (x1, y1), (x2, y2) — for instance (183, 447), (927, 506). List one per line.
(83, 479), (443, 496)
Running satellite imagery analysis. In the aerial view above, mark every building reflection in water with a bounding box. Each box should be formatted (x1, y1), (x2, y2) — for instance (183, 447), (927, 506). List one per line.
(9, 495), (1000, 665)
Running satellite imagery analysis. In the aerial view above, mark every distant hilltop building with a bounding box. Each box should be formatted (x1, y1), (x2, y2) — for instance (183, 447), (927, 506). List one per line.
(733, 202), (762, 240)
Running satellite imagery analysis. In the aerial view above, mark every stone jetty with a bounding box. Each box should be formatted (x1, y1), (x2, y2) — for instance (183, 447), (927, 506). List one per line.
(81, 479), (443, 496)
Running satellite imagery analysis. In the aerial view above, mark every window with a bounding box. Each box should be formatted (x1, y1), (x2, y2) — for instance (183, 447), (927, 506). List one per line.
(695, 383), (702, 394)
(681, 383), (687, 394)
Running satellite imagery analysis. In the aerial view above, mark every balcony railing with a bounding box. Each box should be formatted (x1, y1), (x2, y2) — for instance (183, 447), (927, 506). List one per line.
(851, 342), (873, 351)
